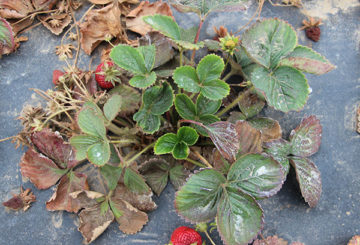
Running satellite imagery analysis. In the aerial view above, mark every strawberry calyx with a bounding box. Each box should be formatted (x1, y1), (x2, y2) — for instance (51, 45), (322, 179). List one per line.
(95, 61), (121, 87)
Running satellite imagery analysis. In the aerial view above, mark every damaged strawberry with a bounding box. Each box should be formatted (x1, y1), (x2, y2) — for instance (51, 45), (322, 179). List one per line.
(95, 61), (121, 89)
(3, 187), (36, 211)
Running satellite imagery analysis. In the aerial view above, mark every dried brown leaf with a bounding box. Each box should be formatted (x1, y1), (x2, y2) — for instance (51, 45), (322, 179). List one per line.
(0, 0), (34, 19)
(253, 235), (304, 245)
(126, 0), (174, 36)
(235, 120), (263, 155)
(69, 190), (104, 209)
(348, 235), (360, 245)
(20, 148), (66, 189)
(46, 172), (89, 213)
(31, 128), (79, 169)
(3, 187), (36, 211)
(39, 13), (72, 35)
(78, 204), (114, 244)
(80, 3), (123, 55)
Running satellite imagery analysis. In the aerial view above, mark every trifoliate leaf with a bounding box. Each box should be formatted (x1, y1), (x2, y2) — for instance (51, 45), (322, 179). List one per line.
(143, 15), (181, 40)
(173, 66), (201, 93)
(177, 126), (199, 146)
(196, 54), (224, 83)
(154, 133), (178, 154)
(196, 93), (221, 116)
(133, 109), (161, 134)
(174, 94), (197, 120)
(173, 141), (189, 159)
(110, 44), (147, 75)
(129, 71), (157, 88)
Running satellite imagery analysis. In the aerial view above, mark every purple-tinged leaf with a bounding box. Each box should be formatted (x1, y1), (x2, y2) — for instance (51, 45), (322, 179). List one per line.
(289, 115), (322, 157)
(235, 120), (263, 156)
(46, 172), (89, 213)
(20, 148), (67, 190)
(290, 157), (322, 207)
(248, 117), (282, 142)
(207, 121), (239, 163)
(0, 17), (15, 55)
(263, 139), (291, 175)
(78, 203), (114, 244)
(31, 128), (79, 169)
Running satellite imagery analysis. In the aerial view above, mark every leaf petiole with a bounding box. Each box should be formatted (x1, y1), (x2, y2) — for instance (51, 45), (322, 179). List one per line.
(124, 142), (156, 166)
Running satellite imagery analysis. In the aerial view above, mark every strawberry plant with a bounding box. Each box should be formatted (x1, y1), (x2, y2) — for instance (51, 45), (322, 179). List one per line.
(1, 0), (335, 244)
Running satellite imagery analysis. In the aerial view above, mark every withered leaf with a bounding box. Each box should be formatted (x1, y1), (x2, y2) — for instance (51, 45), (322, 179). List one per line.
(69, 190), (104, 210)
(253, 235), (305, 245)
(80, 3), (123, 55)
(3, 187), (36, 211)
(0, 0), (34, 19)
(290, 157), (322, 207)
(126, 0), (174, 36)
(20, 148), (67, 189)
(235, 120), (263, 156)
(31, 128), (79, 169)
(249, 117), (282, 142)
(38, 13), (72, 35)
(78, 204), (114, 244)
(289, 115), (322, 157)
(46, 172), (89, 213)
(206, 121), (239, 163)
(348, 235), (360, 245)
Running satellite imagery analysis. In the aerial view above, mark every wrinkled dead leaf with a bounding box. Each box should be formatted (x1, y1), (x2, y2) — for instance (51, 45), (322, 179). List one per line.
(69, 190), (104, 209)
(3, 187), (36, 211)
(78, 203), (114, 244)
(126, 0), (173, 36)
(0, 0), (34, 19)
(235, 120), (263, 156)
(39, 13), (72, 35)
(80, 3), (123, 55)
(20, 148), (66, 189)
(46, 172), (89, 213)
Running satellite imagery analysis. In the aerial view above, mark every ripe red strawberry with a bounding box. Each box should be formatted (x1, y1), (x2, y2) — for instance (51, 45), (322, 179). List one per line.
(52, 70), (64, 85)
(170, 226), (202, 245)
(95, 61), (121, 89)
(306, 26), (321, 42)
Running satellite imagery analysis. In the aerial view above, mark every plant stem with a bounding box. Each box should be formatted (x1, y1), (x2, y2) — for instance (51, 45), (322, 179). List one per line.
(185, 158), (207, 168)
(0, 135), (15, 142)
(191, 18), (204, 63)
(216, 92), (244, 117)
(125, 142), (155, 166)
(192, 150), (212, 168)
(179, 47), (184, 66)
(107, 122), (126, 135)
(204, 230), (216, 245)
(222, 69), (236, 81)
(110, 139), (137, 144)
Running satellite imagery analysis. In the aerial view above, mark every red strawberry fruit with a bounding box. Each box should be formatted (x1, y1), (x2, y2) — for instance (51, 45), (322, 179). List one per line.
(95, 61), (121, 89)
(52, 70), (64, 85)
(170, 226), (202, 245)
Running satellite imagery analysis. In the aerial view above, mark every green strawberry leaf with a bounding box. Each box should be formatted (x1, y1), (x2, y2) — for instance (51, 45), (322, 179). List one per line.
(70, 135), (101, 161)
(109, 84), (141, 115)
(179, 26), (198, 43)
(87, 140), (111, 166)
(197, 54), (224, 83)
(216, 187), (264, 245)
(173, 66), (200, 93)
(109, 200), (123, 219)
(173, 141), (189, 159)
(133, 108), (161, 134)
(100, 164), (123, 191)
(143, 15), (181, 40)
(290, 157), (322, 207)
(110, 44), (147, 75)
(279, 45), (335, 75)
(123, 167), (150, 194)
(250, 66), (309, 112)
(175, 169), (226, 222)
(289, 115), (322, 157)
(174, 94), (197, 120)
(263, 139), (291, 175)
(201, 79), (230, 100)
(78, 106), (106, 138)
(143, 82), (174, 115)
(0, 18), (15, 53)
(227, 154), (284, 199)
(137, 45), (156, 72)
(103, 94), (122, 122)
(154, 133), (178, 154)
(196, 94), (221, 116)
(242, 19), (297, 69)
(129, 71), (157, 88)
(177, 126), (199, 146)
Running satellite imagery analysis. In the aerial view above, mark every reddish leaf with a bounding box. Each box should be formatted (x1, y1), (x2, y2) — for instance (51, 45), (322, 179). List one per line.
(289, 115), (322, 157)
(212, 149), (231, 174)
(290, 157), (322, 207)
(78, 204), (114, 244)
(79, 3), (123, 55)
(126, 0), (174, 36)
(206, 121), (239, 163)
(235, 120), (263, 156)
(20, 148), (67, 189)
(348, 235), (360, 245)
(31, 128), (79, 169)
(0, 17), (15, 55)
(3, 187), (36, 211)
(248, 117), (282, 142)
(46, 172), (89, 213)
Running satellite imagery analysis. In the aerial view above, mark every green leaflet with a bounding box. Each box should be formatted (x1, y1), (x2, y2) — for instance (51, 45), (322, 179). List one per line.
(154, 126), (198, 159)
(100, 164), (123, 190)
(87, 140), (111, 166)
(70, 135), (101, 161)
(109, 84), (141, 115)
(129, 72), (157, 88)
(250, 66), (309, 112)
(103, 94), (122, 122)
(78, 106), (107, 138)
(263, 138), (291, 175)
(242, 19), (297, 69)
(123, 167), (150, 194)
